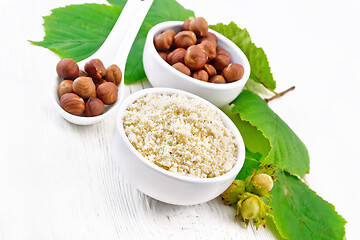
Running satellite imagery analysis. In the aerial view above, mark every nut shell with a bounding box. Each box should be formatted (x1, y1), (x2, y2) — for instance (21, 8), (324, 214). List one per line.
(158, 52), (168, 61)
(85, 59), (107, 80)
(222, 63), (244, 83)
(192, 70), (209, 82)
(198, 40), (216, 60)
(72, 77), (96, 98)
(85, 97), (105, 117)
(94, 79), (107, 89)
(189, 17), (208, 38)
(197, 32), (217, 44)
(60, 93), (85, 116)
(56, 58), (79, 80)
(105, 64), (122, 85)
(203, 64), (217, 77)
(154, 29), (176, 51)
(166, 48), (186, 65)
(252, 174), (274, 192)
(182, 19), (191, 31)
(58, 80), (73, 97)
(184, 45), (208, 70)
(96, 82), (118, 105)
(78, 70), (89, 77)
(172, 62), (191, 76)
(212, 46), (231, 71)
(240, 196), (260, 220)
(174, 31), (197, 49)
(209, 75), (226, 84)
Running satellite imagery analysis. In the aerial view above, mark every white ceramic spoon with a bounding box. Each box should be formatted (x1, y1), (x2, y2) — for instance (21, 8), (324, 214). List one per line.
(53, 0), (153, 125)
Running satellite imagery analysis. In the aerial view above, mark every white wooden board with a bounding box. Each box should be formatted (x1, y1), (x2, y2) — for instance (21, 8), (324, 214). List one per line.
(0, 0), (359, 239)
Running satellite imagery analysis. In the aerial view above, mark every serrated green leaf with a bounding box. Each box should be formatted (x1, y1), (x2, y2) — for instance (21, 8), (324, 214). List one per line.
(270, 170), (346, 240)
(220, 105), (270, 162)
(121, 0), (195, 84)
(210, 22), (276, 91)
(29, 0), (193, 85)
(231, 90), (309, 178)
(30, 4), (122, 62)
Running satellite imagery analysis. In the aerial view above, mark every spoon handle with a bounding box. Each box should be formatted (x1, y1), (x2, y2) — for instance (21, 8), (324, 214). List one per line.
(88, 0), (153, 69)
(113, 0), (153, 71)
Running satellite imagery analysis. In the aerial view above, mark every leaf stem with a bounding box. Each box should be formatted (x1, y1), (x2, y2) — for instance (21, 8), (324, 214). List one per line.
(265, 86), (296, 103)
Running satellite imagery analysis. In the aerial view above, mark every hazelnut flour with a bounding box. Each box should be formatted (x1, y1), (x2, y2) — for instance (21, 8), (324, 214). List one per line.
(122, 93), (237, 178)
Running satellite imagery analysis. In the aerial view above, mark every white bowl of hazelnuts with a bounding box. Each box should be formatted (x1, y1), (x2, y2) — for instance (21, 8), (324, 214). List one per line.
(143, 17), (250, 107)
(54, 58), (123, 125)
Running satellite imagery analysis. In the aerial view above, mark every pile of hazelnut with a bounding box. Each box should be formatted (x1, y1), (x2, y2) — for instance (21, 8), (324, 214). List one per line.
(154, 17), (244, 84)
(57, 58), (122, 117)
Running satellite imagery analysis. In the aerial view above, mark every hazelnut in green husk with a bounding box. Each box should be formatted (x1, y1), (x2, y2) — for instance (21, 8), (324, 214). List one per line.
(221, 180), (246, 206)
(245, 165), (278, 198)
(236, 192), (272, 229)
(239, 196), (260, 219)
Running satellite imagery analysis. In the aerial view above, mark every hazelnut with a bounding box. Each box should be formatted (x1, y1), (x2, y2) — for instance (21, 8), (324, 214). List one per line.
(174, 31), (197, 49)
(154, 29), (176, 51)
(252, 173), (274, 192)
(78, 70), (89, 77)
(240, 196), (260, 220)
(85, 97), (105, 117)
(209, 75), (226, 84)
(192, 70), (209, 82)
(56, 58), (79, 80)
(198, 40), (216, 60)
(222, 63), (244, 83)
(189, 17), (208, 38)
(198, 32), (217, 44)
(58, 80), (73, 97)
(96, 82), (118, 105)
(182, 19), (191, 31)
(172, 62), (191, 76)
(203, 64), (217, 77)
(158, 52), (168, 61)
(166, 48), (186, 65)
(105, 64), (122, 85)
(212, 46), (231, 71)
(85, 59), (107, 80)
(72, 77), (96, 98)
(184, 45), (208, 70)
(94, 79), (107, 89)
(60, 93), (85, 116)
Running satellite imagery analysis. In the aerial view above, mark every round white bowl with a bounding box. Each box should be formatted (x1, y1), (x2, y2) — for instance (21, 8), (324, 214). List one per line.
(52, 67), (125, 126)
(143, 21), (251, 107)
(112, 87), (245, 205)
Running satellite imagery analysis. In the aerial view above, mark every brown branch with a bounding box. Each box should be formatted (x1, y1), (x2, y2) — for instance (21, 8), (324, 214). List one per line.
(265, 86), (295, 103)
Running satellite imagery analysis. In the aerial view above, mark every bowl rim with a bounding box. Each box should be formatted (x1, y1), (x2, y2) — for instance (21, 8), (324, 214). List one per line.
(115, 87), (246, 184)
(145, 21), (251, 91)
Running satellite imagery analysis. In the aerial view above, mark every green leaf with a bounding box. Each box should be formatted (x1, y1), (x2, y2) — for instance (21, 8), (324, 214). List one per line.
(270, 170), (346, 240)
(107, 0), (127, 8)
(122, 0), (195, 84)
(30, 0), (194, 84)
(30, 4), (122, 62)
(220, 106), (263, 181)
(220, 105), (270, 162)
(231, 90), (309, 177)
(210, 22), (276, 91)
(236, 148), (262, 181)
(233, 117), (271, 162)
